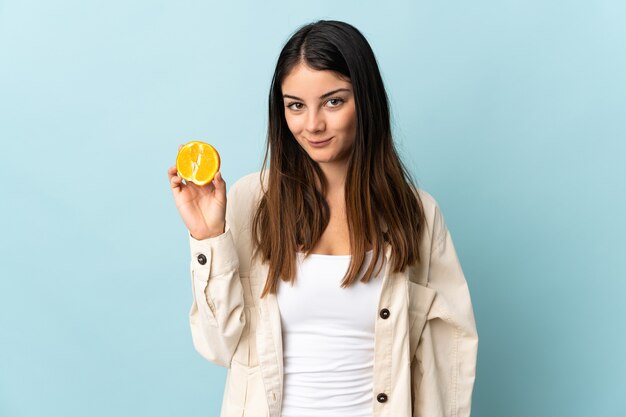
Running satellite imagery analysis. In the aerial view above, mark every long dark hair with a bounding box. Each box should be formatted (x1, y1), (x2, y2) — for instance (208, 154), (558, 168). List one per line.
(252, 20), (426, 298)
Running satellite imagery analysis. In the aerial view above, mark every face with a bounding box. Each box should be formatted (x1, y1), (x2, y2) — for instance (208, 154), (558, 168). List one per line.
(281, 62), (357, 169)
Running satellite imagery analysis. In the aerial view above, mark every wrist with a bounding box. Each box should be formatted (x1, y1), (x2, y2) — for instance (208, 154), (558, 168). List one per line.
(190, 225), (225, 240)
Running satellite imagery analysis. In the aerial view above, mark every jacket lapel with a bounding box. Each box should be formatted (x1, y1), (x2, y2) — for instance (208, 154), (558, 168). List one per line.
(251, 257), (284, 417)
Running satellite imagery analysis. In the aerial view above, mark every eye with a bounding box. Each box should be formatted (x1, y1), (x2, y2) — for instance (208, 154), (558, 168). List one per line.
(326, 97), (344, 108)
(286, 102), (303, 111)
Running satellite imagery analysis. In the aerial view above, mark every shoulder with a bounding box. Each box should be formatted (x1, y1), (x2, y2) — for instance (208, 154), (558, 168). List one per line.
(414, 187), (436, 208)
(228, 170), (267, 198)
(226, 171), (267, 223)
(412, 186), (448, 246)
(413, 186), (441, 219)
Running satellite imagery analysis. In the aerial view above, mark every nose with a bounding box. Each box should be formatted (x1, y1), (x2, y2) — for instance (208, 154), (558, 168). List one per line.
(305, 108), (325, 134)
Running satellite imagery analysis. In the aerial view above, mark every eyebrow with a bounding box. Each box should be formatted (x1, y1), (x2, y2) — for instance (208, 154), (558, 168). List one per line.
(282, 88), (351, 101)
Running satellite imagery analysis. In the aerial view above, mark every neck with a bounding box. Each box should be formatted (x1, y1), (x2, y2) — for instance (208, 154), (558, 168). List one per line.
(318, 161), (348, 196)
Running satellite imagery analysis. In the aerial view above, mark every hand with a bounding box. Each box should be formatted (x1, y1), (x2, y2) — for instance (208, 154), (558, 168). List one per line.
(168, 145), (226, 239)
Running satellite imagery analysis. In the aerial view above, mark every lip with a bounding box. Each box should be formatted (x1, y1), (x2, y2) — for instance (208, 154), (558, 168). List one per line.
(307, 137), (333, 147)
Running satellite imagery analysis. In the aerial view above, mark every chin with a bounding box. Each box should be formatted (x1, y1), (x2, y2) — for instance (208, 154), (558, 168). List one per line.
(307, 153), (334, 163)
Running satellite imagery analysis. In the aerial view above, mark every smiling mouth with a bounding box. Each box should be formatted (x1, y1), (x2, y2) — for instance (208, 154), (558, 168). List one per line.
(307, 137), (333, 144)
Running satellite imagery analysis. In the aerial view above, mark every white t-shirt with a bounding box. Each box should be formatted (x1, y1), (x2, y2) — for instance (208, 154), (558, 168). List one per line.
(276, 250), (386, 417)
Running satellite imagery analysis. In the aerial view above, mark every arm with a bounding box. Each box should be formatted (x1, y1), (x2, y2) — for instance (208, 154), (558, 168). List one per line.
(413, 202), (479, 417)
(187, 186), (246, 368)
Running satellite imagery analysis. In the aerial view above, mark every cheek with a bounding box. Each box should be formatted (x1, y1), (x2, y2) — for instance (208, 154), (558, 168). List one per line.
(340, 104), (357, 129)
(284, 114), (302, 135)
(342, 110), (357, 138)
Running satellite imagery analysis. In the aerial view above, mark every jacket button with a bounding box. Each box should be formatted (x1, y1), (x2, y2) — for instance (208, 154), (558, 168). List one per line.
(376, 393), (388, 403)
(379, 308), (390, 319)
(197, 254), (207, 265)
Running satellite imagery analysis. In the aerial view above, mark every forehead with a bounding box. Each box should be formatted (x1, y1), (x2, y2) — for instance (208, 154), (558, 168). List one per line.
(281, 63), (351, 96)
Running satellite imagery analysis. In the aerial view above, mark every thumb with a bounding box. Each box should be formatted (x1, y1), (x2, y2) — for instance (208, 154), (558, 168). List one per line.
(214, 171), (226, 193)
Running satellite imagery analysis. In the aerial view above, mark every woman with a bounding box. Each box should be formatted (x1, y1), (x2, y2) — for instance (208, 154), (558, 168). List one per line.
(168, 20), (478, 417)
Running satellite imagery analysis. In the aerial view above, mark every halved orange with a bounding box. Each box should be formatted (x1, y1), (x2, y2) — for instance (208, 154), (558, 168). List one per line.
(176, 141), (221, 186)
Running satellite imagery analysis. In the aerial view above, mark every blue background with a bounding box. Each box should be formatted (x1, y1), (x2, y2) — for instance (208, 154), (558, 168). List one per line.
(1, 1), (625, 416)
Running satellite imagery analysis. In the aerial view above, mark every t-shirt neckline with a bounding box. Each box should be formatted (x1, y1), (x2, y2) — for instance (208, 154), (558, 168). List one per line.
(296, 249), (374, 259)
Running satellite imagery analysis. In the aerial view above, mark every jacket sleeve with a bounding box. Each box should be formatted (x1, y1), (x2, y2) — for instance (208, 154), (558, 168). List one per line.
(413, 202), (479, 417)
(187, 187), (246, 368)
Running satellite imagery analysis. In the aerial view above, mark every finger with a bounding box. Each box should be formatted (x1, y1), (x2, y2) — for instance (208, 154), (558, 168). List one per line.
(213, 171), (226, 195)
(167, 167), (180, 188)
(214, 171), (225, 185)
(170, 174), (182, 190)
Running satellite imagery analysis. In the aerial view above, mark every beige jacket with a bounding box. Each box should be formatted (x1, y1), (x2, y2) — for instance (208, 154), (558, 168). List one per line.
(187, 171), (478, 417)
